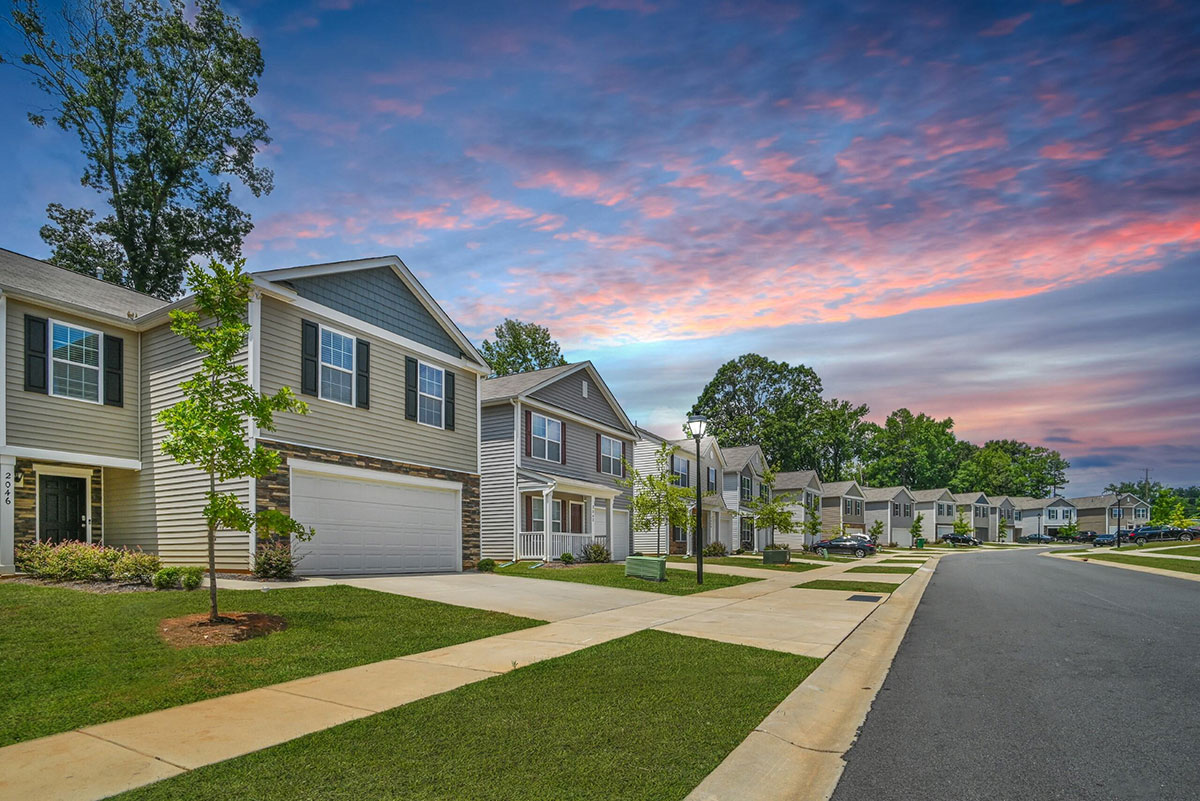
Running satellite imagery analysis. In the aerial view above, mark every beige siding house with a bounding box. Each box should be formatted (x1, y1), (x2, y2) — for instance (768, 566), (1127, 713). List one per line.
(2, 250), (490, 575)
(821, 480), (866, 537)
(953, 492), (993, 541)
(721, 445), (771, 551)
(1067, 493), (1149, 536)
(862, 486), (917, 547)
(773, 469), (822, 548)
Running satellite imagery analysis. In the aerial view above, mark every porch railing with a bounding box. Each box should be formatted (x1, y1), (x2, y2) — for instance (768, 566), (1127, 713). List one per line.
(519, 532), (608, 561)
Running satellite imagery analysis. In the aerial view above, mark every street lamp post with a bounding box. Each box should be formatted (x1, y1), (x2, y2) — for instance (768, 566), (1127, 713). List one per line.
(687, 414), (708, 585)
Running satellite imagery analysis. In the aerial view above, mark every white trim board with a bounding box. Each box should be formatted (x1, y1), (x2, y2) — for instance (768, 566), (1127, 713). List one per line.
(0, 446), (140, 471)
(287, 457), (464, 492)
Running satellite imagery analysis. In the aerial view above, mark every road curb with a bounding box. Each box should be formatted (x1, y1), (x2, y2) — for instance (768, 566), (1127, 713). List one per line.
(684, 558), (939, 801)
(1041, 550), (1200, 583)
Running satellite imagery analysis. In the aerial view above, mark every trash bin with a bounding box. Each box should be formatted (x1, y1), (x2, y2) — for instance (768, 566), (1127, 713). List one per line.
(915, 538), (925, 550)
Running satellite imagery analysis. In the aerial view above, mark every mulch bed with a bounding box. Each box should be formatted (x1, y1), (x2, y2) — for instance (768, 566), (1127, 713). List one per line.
(159, 612), (288, 648)
(2, 577), (155, 594)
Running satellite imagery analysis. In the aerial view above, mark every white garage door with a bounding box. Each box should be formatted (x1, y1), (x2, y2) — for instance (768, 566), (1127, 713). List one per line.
(611, 510), (630, 561)
(291, 469), (461, 576)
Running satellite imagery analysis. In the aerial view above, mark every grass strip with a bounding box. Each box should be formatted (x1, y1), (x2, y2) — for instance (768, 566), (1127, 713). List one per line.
(0, 582), (540, 746)
(844, 565), (919, 574)
(794, 579), (898, 594)
(666, 556), (821, 573)
(113, 631), (820, 801)
(495, 562), (760, 594)
(1071, 553), (1200, 575)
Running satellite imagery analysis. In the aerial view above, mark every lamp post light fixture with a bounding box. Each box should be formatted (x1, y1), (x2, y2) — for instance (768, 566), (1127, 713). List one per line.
(686, 414), (708, 585)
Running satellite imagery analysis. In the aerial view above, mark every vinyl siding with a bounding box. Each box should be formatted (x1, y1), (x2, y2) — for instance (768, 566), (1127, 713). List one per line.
(285, 267), (462, 358)
(528, 371), (624, 430)
(517, 405), (631, 508)
(632, 437), (669, 554)
(480, 404), (516, 559)
(104, 320), (252, 569)
(258, 296), (478, 475)
(5, 299), (140, 461)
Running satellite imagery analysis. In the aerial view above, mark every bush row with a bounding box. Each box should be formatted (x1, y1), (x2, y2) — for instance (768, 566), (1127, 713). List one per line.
(16, 541), (160, 584)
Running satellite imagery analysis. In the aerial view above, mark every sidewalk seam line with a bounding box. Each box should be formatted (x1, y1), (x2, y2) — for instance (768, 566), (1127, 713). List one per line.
(75, 729), (191, 772)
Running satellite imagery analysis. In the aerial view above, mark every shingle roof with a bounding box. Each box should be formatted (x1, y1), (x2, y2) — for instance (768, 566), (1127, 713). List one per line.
(910, 488), (953, 502)
(774, 470), (820, 491)
(0, 248), (167, 320)
(861, 486), (910, 502)
(481, 362), (579, 402)
(1066, 493), (1146, 509)
(823, 480), (860, 497)
(1012, 496), (1073, 510)
(952, 492), (988, 504)
(721, 446), (761, 471)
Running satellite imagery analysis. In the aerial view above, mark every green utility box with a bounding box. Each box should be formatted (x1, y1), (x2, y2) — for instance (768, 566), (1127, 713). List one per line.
(625, 555), (668, 581)
(914, 538), (926, 550)
(762, 548), (790, 565)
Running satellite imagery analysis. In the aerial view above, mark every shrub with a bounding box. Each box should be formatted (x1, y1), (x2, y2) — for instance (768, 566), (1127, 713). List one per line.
(153, 566), (205, 590)
(477, 558), (497, 573)
(179, 566), (204, 590)
(153, 567), (181, 590)
(560, 551), (575, 564)
(16, 541), (160, 584)
(632, 551), (644, 557)
(254, 541), (301, 580)
(701, 541), (727, 557)
(579, 542), (610, 563)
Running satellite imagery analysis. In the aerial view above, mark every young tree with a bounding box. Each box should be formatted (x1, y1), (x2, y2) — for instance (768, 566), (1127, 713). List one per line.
(997, 514), (1009, 543)
(910, 512), (924, 547)
(1150, 490), (1190, 529)
(619, 441), (691, 556)
(867, 518), (885, 547)
(801, 498), (822, 545)
(953, 510), (972, 537)
(158, 261), (312, 622)
(1058, 519), (1079, 542)
(743, 467), (798, 545)
(480, 319), (568, 377)
(7, 0), (273, 300)
(692, 354), (824, 471)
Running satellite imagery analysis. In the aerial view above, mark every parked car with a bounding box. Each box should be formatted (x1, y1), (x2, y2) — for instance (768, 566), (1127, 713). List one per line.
(1020, 533), (1055, 544)
(940, 533), (980, 546)
(813, 537), (876, 558)
(1129, 525), (1192, 545)
(1076, 530), (1099, 542)
(1092, 533), (1117, 547)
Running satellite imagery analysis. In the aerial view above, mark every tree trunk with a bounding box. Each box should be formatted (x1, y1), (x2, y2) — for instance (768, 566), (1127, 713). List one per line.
(208, 471), (219, 622)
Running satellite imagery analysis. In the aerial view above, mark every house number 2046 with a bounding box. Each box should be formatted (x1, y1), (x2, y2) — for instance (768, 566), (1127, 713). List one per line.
(3, 470), (11, 506)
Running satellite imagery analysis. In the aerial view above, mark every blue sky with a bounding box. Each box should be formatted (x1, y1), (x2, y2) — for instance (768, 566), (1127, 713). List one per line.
(2, 0), (1198, 494)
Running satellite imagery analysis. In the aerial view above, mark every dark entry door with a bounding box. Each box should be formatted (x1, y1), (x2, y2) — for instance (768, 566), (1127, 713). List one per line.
(40, 476), (87, 544)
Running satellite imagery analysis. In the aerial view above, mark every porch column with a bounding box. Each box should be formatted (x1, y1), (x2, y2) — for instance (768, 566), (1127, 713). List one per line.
(606, 501), (614, 552)
(542, 489), (553, 562)
(1, 455), (14, 574)
(586, 496), (594, 536)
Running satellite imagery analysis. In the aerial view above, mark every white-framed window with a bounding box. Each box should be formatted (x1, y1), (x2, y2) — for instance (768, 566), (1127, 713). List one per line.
(319, 325), (355, 406)
(49, 319), (102, 403)
(1111, 507), (1121, 519)
(893, 502), (901, 516)
(1061, 508), (1071, 520)
(1047, 508), (1058, 520)
(531, 412), (562, 462)
(1134, 506), (1148, 519)
(853, 500), (862, 516)
(417, 362), (444, 428)
(672, 523), (688, 542)
(599, 435), (623, 476)
(741, 476), (752, 501)
(740, 517), (754, 541)
(904, 503), (912, 517)
(707, 467), (717, 492)
(553, 500), (563, 532)
(581, 380), (588, 398)
(672, 455), (690, 487)
(1015, 510), (1022, 521)
(844, 498), (853, 514)
(530, 497), (562, 532)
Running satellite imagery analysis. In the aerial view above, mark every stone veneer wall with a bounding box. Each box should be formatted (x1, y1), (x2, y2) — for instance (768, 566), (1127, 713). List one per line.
(255, 440), (481, 570)
(13, 459), (104, 546)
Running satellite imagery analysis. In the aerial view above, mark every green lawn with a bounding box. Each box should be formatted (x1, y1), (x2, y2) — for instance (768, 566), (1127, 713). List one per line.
(844, 565), (919, 574)
(1072, 553), (1200, 576)
(722, 553), (854, 563)
(794, 579), (899, 594)
(113, 631), (820, 801)
(494, 562), (760, 595)
(0, 582), (541, 746)
(881, 558), (927, 564)
(1138, 544), (1200, 557)
(666, 556), (821, 573)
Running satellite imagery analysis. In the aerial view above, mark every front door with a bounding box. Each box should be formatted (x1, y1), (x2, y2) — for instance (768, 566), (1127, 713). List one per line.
(570, 503), (584, 534)
(40, 476), (87, 544)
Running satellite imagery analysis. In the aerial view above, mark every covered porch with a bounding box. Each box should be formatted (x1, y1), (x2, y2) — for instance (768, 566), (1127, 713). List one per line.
(516, 469), (621, 561)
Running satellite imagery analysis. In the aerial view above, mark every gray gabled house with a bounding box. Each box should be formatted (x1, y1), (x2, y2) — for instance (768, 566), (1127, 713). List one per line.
(720, 445), (771, 551)
(479, 362), (637, 562)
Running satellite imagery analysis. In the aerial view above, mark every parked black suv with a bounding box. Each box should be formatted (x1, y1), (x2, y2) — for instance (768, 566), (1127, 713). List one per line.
(812, 537), (877, 558)
(1019, 533), (1055, 544)
(1129, 525), (1193, 545)
(940, 533), (980, 546)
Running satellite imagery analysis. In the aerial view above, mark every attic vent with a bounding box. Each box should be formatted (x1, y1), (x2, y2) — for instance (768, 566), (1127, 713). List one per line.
(581, 380), (588, 398)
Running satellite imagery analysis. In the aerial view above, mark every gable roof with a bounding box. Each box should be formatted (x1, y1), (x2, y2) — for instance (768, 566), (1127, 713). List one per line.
(721, 446), (763, 472)
(989, 495), (1016, 507)
(482, 361), (635, 435)
(952, 492), (989, 505)
(910, 488), (954, 503)
(1067, 492), (1147, 509)
(0, 247), (167, 324)
(254, 255), (487, 368)
(823, 480), (863, 498)
(667, 435), (726, 467)
(861, 486), (915, 503)
(774, 470), (821, 492)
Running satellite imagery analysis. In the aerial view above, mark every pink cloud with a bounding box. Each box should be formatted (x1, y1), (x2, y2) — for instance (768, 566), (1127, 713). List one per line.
(962, 167), (1020, 189)
(370, 98), (424, 117)
(1039, 142), (1107, 160)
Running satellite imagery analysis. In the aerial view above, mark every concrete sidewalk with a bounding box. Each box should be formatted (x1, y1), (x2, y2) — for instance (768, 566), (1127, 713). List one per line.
(2, 556), (928, 801)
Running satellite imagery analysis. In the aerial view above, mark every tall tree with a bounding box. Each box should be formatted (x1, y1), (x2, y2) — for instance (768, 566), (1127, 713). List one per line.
(811, 398), (871, 482)
(480, 318), (568, 377)
(158, 260), (311, 622)
(951, 442), (1013, 496)
(691, 354), (823, 471)
(7, 0), (272, 299)
(952, 440), (1069, 497)
(862, 408), (959, 490)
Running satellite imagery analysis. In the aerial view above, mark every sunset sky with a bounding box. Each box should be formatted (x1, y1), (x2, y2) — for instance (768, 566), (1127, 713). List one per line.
(2, 0), (1198, 494)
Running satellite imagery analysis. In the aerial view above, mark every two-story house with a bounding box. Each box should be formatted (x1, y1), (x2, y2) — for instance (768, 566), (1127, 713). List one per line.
(630, 429), (733, 556)
(772, 469), (822, 549)
(1, 250), (491, 576)
(910, 488), (957, 542)
(720, 445), (771, 551)
(862, 486), (917, 547)
(953, 492), (992, 541)
(1011, 496), (1077, 538)
(1067, 493), (1149, 536)
(989, 495), (1018, 540)
(820, 480), (866, 538)
(480, 362), (637, 562)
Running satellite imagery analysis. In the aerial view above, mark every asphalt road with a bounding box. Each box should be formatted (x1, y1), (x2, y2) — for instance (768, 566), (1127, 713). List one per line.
(831, 549), (1200, 801)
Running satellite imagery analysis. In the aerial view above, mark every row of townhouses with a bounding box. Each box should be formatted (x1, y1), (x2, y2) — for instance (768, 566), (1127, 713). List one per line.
(0, 251), (1151, 575)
